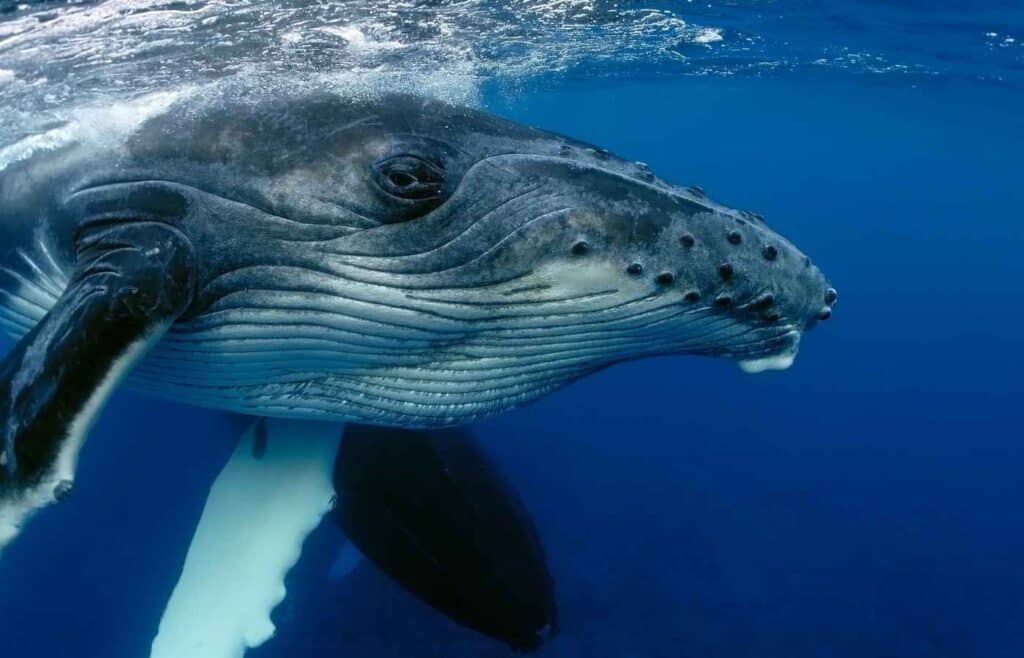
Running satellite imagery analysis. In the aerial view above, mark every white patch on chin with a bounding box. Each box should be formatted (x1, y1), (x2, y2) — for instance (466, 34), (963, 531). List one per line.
(736, 351), (796, 374)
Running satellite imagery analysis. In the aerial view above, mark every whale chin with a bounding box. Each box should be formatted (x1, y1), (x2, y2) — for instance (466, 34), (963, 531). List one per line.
(735, 351), (798, 374)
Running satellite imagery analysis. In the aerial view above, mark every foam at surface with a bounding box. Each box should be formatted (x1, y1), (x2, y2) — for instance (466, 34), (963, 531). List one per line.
(0, 89), (184, 174)
(0, 0), (739, 148)
(151, 418), (343, 658)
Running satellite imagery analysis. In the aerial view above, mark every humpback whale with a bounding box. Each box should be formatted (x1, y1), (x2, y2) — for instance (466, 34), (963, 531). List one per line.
(0, 84), (836, 654)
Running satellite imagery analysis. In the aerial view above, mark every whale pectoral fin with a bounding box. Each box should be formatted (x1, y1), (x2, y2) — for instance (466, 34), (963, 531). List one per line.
(0, 220), (195, 551)
(333, 424), (558, 651)
(154, 422), (556, 655)
(152, 418), (344, 658)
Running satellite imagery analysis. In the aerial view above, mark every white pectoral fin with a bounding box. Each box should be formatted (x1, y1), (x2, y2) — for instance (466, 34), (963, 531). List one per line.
(151, 418), (345, 658)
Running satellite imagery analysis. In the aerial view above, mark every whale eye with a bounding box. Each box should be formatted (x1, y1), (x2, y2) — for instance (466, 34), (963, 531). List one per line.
(373, 155), (445, 202)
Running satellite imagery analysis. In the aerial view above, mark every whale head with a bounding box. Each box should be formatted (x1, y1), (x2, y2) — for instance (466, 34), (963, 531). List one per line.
(124, 91), (837, 425)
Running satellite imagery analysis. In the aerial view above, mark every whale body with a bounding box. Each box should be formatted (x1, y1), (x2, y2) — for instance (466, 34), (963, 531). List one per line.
(0, 84), (836, 654)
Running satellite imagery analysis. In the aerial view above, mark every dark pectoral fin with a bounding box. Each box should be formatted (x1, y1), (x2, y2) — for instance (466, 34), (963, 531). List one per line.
(0, 220), (195, 549)
(334, 424), (558, 651)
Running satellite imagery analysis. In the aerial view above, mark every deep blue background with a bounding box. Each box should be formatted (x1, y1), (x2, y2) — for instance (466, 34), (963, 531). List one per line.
(2, 73), (1023, 658)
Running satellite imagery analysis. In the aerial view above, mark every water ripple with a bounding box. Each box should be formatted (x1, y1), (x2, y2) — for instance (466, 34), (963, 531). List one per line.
(0, 0), (1021, 143)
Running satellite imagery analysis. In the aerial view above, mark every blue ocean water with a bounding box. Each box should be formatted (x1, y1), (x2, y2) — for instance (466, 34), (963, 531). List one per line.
(1, 2), (1023, 658)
